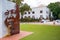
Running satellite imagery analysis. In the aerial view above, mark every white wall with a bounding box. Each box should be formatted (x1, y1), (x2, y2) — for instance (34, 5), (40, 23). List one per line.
(0, 0), (16, 38)
(0, 0), (3, 38)
(23, 6), (50, 19)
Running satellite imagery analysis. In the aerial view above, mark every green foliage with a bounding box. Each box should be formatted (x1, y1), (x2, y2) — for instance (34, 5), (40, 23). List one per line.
(48, 2), (60, 20)
(58, 14), (60, 19)
(9, 0), (31, 19)
(20, 3), (31, 19)
(20, 3), (31, 15)
(10, 0), (23, 6)
(20, 17), (39, 22)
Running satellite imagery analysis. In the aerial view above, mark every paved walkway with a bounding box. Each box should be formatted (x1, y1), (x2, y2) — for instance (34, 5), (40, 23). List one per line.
(0, 31), (33, 40)
(21, 22), (60, 25)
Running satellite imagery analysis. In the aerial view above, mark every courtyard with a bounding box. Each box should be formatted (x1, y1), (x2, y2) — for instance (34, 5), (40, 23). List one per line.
(20, 23), (60, 40)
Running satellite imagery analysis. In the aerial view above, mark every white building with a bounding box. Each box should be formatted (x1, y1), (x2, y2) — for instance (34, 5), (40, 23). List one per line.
(0, 0), (15, 38)
(23, 5), (50, 19)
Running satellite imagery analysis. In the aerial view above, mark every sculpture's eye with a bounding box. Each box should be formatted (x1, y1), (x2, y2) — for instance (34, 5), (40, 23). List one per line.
(5, 12), (9, 15)
(5, 10), (9, 15)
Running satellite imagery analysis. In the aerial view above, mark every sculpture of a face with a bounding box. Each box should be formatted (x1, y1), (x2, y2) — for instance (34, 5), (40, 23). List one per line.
(4, 4), (20, 35)
(4, 10), (16, 27)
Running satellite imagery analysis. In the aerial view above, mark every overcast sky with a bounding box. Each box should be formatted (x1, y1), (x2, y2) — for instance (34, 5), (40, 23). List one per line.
(23, 0), (60, 8)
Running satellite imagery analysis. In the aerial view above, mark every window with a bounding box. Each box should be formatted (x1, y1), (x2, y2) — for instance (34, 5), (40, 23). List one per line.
(46, 16), (49, 19)
(40, 15), (43, 19)
(8, 0), (13, 1)
(32, 11), (35, 14)
(32, 16), (35, 19)
(25, 12), (27, 14)
(40, 10), (43, 13)
(28, 12), (30, 14)
(8, 0), (10, 1)
(28, 16), (30, 18)
(25, 16), (27, 18)
(46, 11), (48, 14)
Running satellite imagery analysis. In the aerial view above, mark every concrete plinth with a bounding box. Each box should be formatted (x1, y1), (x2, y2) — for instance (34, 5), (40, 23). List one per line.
(0, 31), (33, 40)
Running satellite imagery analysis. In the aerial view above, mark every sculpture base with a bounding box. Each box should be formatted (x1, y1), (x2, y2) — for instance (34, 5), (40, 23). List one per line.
(0, 31), (33, 40)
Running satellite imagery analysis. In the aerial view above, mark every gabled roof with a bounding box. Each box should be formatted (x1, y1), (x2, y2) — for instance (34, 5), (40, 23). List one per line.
(38, 4), (46, 8)
(32, 4), (46, 9)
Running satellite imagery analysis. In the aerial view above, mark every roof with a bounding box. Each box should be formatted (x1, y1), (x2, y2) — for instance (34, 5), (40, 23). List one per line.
(32, 4), (46, 9)
(38, 4), (46, 8)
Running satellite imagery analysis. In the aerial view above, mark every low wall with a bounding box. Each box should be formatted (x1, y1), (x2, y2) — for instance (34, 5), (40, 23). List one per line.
(20, 22), (60, 25)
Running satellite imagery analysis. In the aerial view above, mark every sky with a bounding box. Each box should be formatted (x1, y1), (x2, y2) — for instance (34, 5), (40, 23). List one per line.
(23, 0), (60, 8)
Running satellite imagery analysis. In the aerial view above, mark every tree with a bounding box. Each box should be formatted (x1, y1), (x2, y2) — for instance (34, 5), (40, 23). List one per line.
(8, 0), (31, 19)
(20, 3), (31, 18)
(48, 2), (60, 20)
(12, 0), (23, 6)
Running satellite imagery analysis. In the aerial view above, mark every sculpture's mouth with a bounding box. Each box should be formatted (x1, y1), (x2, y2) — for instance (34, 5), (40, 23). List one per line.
(5, 17), (14, 26)
(7, 19), (14, 22)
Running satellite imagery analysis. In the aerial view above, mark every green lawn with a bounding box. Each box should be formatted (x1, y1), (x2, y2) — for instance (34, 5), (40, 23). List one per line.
(20, 24), (60, 40)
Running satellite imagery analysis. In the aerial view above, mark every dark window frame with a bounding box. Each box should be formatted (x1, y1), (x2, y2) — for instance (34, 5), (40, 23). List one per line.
(24, 16), (27, 18)
(32, 16), (35, 19)
(28, 12), (30, 14)
(32, 11), (35, 14)
(25, 12), (27, 14)
(28, 16), (30, 18)
(46, 11), (48, 14)
(40, 10), (43, 13)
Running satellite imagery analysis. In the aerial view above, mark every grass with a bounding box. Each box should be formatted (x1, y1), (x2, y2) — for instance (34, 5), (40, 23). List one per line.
(20, 24), (60, 40)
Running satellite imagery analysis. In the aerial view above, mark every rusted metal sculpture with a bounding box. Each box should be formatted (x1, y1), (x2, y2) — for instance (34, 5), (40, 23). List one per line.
(4, 4), (20, 35)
